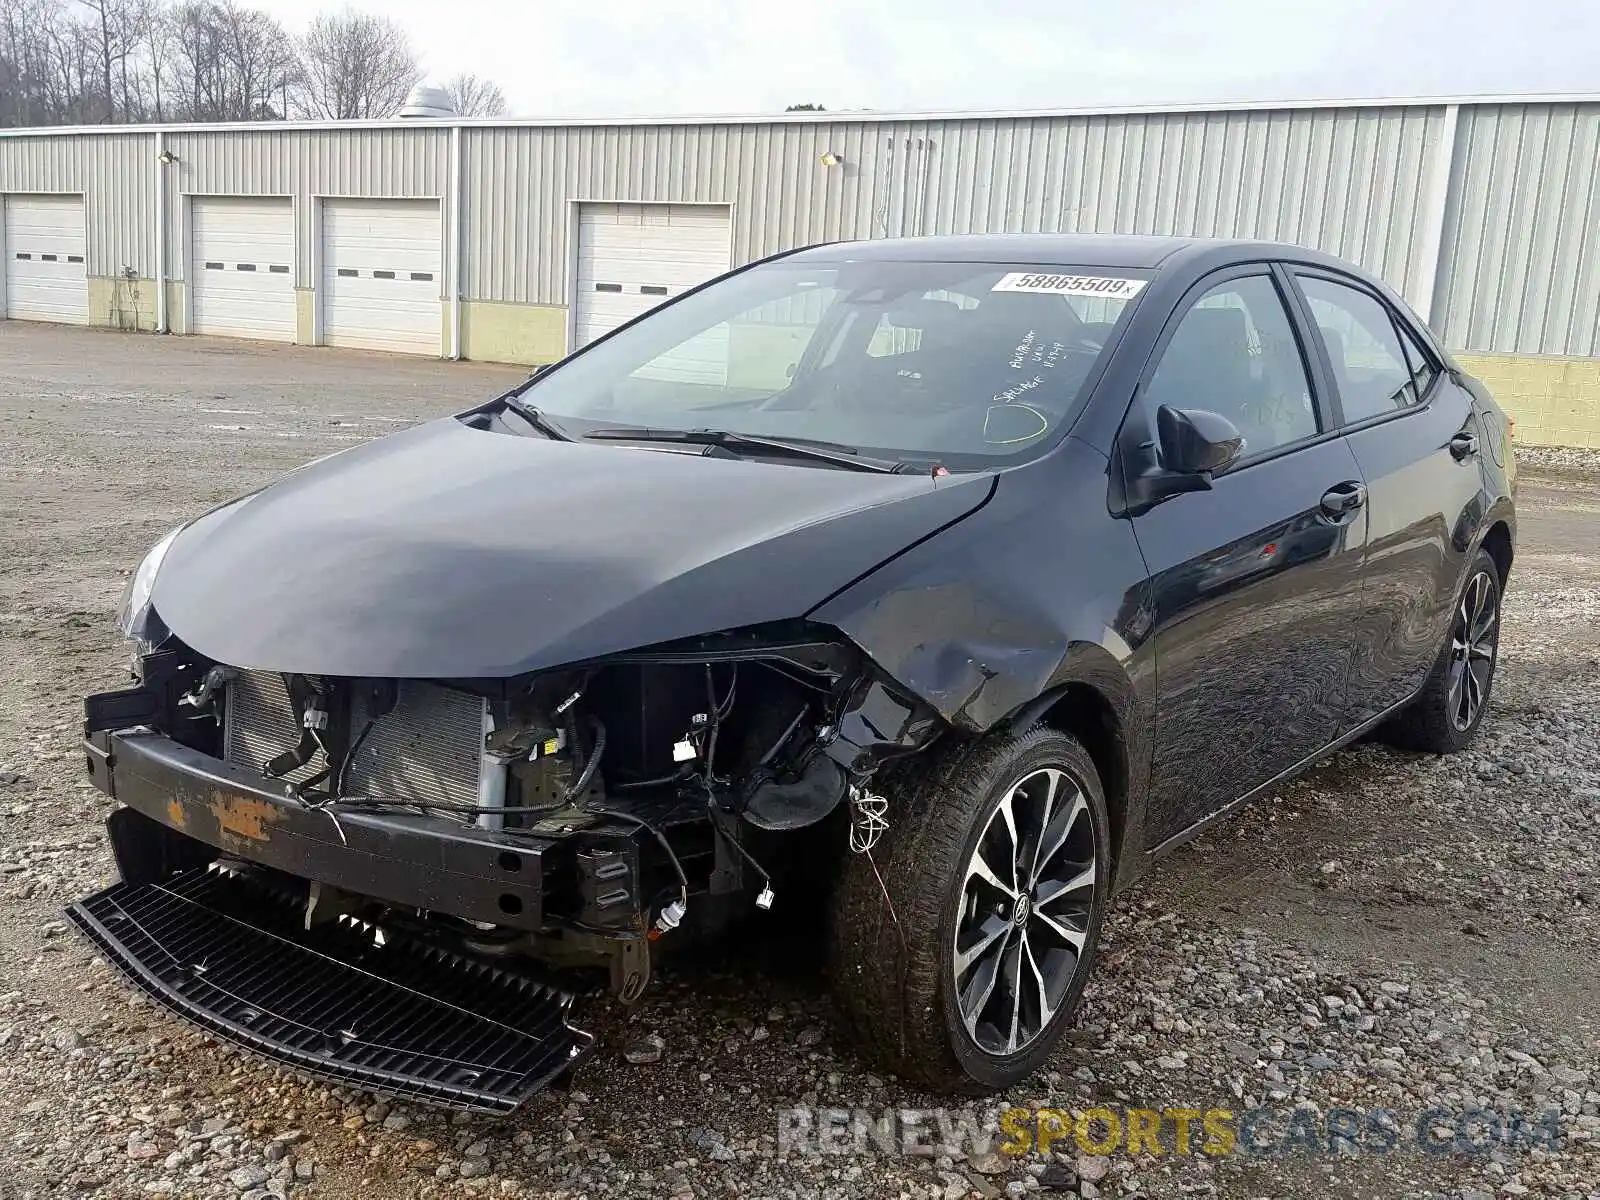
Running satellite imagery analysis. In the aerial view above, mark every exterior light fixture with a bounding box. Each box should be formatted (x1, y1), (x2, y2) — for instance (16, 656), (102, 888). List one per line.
(819, 152), (842, 167)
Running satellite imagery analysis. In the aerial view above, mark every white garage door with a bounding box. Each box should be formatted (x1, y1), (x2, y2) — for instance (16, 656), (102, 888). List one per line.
(4, 195), (87, 324)
(574, 203), (731, 348)
(190, 197), (295, 341)
(321, 199), (441, 355)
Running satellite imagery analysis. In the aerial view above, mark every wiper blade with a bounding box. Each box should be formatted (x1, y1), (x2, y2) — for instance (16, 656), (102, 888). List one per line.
(583, 427), (904, 473)
(500, 394), (573, 441)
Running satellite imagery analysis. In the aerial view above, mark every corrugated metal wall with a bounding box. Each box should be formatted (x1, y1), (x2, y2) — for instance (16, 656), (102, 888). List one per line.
(1436, 101), (1600, 357)
(461, 105), (1445, 310)
(0, 100), (1597, 357)
(162, 127), (449, 289)
(0, 132), (154, 277)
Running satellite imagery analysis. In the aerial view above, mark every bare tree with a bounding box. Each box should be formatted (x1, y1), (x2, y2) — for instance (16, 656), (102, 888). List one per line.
(157, 0), (291, 120)
(1, 0), (434, 127)
(0, 0), (53, 125)
(75, 0), (155, 121)
(142, 0), (178, 118)
(292, 7), (419, 120)
(114, 0), (157, 119)
(214, 0), (296, 117)
(168, 0), (225, 118)
(44, 15), (104, 121)
(78, 0), (116, 117)
(441, 71), (506, 117)
(1, 0), (115, 125)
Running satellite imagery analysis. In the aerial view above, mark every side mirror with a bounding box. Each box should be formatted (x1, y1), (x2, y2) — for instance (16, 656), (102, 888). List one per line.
(1121, 405), (1247, 514)
(1156, 405), (1244, 475)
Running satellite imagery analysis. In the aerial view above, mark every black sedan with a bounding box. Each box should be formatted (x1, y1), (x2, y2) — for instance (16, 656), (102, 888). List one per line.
(76, 234), (1515, 1106)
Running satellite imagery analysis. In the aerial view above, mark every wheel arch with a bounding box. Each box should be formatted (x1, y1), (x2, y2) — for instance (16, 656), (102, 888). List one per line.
(1480, 518), (1513, 585)
(999, 652), (1148, 890)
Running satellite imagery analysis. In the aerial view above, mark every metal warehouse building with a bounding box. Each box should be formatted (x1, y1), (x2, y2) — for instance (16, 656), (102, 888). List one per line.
(1, 94), (1598, 446)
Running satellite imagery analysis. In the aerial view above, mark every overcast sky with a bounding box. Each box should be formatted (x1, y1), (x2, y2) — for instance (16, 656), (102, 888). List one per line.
(265, 0), (1598, 117)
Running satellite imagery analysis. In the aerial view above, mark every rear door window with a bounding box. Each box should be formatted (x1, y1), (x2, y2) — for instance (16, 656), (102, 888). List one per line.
(1297, 276), (1421, 423)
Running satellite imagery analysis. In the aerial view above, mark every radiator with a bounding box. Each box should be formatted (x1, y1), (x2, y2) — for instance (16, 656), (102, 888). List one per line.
(223, 670), (485, 807)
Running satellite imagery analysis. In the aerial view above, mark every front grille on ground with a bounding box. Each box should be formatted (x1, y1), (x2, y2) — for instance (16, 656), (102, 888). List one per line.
(67, 865), (593, 1112)
(223, 670), (485, 806)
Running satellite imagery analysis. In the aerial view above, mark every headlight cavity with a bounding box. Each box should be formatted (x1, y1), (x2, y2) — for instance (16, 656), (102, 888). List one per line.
(117, 526), (183, 649)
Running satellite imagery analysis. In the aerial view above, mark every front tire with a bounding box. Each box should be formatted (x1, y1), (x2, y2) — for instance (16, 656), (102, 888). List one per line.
(1381, 547), (1503, 753)
(829, 726), (1111, 1094)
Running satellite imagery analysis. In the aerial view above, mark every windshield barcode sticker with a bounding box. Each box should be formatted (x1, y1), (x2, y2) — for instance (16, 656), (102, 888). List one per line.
(992, 272), (1147, 298)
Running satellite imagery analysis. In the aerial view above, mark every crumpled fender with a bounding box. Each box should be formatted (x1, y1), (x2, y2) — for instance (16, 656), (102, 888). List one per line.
(808, 435), (1153, 759)
(808, 437), (1156, 883)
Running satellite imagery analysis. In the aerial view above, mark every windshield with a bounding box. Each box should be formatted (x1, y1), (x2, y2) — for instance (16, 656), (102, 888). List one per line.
(518, 258), (1149, 470)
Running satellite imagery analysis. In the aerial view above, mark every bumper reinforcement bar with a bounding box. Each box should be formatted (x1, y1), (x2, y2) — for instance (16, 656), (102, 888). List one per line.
(67, 864), (594, 1112)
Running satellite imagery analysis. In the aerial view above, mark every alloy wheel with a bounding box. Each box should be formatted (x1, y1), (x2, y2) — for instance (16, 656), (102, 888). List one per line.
(1447, 569), (1499, 732)
(952, 767), (1097, 1056)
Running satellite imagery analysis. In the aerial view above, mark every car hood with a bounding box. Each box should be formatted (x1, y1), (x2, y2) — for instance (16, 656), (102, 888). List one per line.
(152, 418), (994, 678)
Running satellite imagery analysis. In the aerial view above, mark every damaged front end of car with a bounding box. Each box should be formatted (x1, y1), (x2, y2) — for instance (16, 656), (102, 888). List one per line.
(72, 620), (941, 1111)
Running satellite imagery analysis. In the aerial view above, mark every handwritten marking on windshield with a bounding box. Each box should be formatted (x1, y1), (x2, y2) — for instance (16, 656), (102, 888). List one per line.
(993, 375), (1045, 404)
(1010, 331), (1038, 369)
(1010, 331), (1072, 373)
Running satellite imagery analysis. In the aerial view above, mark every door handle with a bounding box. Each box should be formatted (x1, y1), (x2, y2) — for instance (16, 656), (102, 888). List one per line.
(1449, 431), (1480, 460)
(1320, 480), (1367, 520)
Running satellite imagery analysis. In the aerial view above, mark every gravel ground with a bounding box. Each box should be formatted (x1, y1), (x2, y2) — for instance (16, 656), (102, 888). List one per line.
(1506, 444), (1600, 476)
(1, 324), (1596, 1200)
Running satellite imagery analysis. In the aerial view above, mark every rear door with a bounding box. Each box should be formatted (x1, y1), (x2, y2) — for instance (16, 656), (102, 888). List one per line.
(1122, 267), (1371, 848)
(1283, 268), (1486, 727)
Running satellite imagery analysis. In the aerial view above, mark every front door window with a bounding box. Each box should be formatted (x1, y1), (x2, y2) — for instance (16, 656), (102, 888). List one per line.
(1143, 275), (1319, 462)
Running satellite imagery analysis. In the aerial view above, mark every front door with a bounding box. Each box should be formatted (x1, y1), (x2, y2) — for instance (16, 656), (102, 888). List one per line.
(1122, 269), (1371, 848)
(1286, 270), (1490, 726)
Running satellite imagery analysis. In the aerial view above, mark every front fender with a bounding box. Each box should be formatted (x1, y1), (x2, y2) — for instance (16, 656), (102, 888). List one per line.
(807, 438), (1157, 876)
(809, 439), (1151, 730)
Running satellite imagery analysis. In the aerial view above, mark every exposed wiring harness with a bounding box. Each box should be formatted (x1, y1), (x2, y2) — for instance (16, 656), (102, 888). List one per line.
(300, 710), (696, 934)
(759, 705), (809, 768)
(847, 783), (889, 854)
(710, 813), (774, 906)
(700, 663), (736, 782)
(694, 663), (775, 906)
(303, 671), (780, 926)
(613, 765), (696, 792)
(333, 718), (376, 796)
(561, 716), (606, 803)
(309, 716), (607, 817)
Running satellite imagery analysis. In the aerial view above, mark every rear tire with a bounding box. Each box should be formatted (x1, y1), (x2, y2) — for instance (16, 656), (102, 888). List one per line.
(1380, 547), (1502, 753)
(828, 726), (1110, 1094)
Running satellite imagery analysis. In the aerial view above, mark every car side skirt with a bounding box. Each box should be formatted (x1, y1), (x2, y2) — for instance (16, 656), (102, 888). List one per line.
(1145, 682), (1426, 862)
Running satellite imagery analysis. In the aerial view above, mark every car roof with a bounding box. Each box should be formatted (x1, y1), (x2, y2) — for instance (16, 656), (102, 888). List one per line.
(785, 233), (1353, 274)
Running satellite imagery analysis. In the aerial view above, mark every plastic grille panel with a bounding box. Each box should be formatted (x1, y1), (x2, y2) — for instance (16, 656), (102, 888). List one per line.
(66, 866), (592, 1112)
